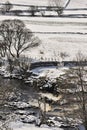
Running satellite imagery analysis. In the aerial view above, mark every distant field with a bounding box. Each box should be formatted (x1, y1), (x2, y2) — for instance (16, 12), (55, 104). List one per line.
(0, 0), (87, 8)
(0, 0), (87, 61)
(0, 15), (87, 61)
(24, 17), (87, 61)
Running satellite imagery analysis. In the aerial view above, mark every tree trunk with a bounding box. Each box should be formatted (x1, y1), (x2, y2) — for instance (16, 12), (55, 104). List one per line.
(17, 52), (19, 58)
(31, 11), (35, 16)
(84, 121), (87, 130)
(56, 9), (63, 16)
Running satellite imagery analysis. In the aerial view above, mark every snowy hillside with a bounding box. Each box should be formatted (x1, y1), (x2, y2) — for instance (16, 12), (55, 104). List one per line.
(68, 0), (87, 8)
(11, 122), (63, 130)
(0, 0), (87, 61)
(0, 15), (87, 61)
(0, 0), (87, 8)
(0, 1), (87, 130)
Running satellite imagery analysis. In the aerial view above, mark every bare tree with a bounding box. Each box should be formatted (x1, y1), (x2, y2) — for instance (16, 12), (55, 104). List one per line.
(28, 6), (38, 16)
(48, 0), (71, 16)
(0, 82), (13, 125)
(0, 1), (13, 14)
(0, 82), (13, 104)
(0, 19), (40, 59)
(60, 52), (69, 61)
(36, 97), (47, 127)
(58, 52), (87, 129)
(0, 40), (7, 57)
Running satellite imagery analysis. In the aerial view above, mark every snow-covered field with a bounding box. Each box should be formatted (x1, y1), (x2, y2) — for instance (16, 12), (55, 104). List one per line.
(0, 15), (87, 61)
(0, 0), (87, 8)
(10, 121), (63, 130)
(24, 17), (87, 61)
(0, 0), (87, 61)
(0, 1), (87, 129)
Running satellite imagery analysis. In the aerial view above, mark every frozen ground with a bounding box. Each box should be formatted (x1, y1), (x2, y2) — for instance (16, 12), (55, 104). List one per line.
(0, 0), (87, 61)
(0, 0), (87, 8)
(0, 1), (87, 129)
(31, 66), (67, 78)
(9, 119), (85, 130)
(10, 121), (63, 130)
(0, 15), (87, 61)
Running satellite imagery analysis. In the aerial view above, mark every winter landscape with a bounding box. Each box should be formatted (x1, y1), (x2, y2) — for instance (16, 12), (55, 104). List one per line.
(0, 0), (87, 130)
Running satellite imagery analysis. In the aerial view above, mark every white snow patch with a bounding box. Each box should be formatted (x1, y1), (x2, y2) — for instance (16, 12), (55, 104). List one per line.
(10, 121), (63, 130)
(32, 67), (68, 79)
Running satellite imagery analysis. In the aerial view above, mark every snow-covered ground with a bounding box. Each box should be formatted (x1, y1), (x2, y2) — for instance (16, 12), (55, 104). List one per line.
(0, 1), (87, 129)
(10, 121), (63, 130)
(23, 16), (87, 61)
(0, 0), (87, 61)
(0, 0), (87, 8)
(31, 66), (67, 78)
(0, 15), (87, 61)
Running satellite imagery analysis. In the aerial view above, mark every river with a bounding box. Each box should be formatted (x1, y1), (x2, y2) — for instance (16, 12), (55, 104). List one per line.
(0, 75), (51, 124)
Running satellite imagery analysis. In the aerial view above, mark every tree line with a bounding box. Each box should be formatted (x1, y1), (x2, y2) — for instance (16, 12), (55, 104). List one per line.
(0, 0), (71, 16)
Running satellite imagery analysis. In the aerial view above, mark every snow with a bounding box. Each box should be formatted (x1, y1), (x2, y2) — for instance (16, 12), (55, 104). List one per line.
(0, 15), (86, 61)
(31, 67), (68, 79)
(78, 125), (86, 130)
(0, 1), (86, 130)
(9, 101), (30, 109)
(21, 115), (36, 123)
(0, 0), (87, 9)
(10, 121), (63, 130)
(24, 16), (87, 61)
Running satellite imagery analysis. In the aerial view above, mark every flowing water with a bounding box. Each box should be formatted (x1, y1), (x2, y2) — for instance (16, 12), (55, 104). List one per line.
(0, 76), (51, 115)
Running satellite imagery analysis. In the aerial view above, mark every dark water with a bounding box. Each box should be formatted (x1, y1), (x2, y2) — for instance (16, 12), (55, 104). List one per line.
(0, 76), (41, 130)
(0, 76), (39, 111)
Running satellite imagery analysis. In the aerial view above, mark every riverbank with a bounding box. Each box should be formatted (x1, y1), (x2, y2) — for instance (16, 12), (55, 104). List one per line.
(0, 58), (86, 130)
(0, 66), (84, 130)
